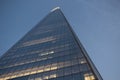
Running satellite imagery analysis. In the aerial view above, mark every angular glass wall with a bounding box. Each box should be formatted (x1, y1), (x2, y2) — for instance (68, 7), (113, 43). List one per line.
(0, 7), (102, 80)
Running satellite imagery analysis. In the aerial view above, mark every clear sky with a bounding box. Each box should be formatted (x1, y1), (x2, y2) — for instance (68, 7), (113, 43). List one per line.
(0, 0), (120, 80)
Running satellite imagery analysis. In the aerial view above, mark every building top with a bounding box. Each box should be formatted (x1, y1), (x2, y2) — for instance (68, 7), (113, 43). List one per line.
(50, 7), (60, 12)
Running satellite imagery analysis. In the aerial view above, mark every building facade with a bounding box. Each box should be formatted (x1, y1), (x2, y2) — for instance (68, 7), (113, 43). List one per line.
(0, 7), (102, 80)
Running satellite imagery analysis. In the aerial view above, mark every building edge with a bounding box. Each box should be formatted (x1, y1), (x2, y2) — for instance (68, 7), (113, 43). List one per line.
(58, 8), (103, 80)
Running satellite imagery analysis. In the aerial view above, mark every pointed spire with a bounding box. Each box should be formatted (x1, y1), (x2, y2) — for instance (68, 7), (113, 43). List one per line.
(50, 7), (60, 12)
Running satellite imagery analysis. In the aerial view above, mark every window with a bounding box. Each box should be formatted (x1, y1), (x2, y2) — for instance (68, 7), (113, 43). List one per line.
(39, 51), (54, 56)
(35, 77), (42, 80)
(72, 65), (80, 74)
(84, 73), (95, 80)
(80, 64), (89, 72)
(51, 63), (57, 70)
(79, 58), (87, 64)
(49, 74), (57, 79)
(21, 36), (56, 47)
(44, 64), (51, 71)
(64, 67), (72, 76)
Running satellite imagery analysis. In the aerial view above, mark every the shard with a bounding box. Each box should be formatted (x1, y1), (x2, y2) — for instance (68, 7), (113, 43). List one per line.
(0, 7), (102, 80)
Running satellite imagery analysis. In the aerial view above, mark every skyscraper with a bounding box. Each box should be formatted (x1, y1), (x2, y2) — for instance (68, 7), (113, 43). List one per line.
(0, 7), (102, 80)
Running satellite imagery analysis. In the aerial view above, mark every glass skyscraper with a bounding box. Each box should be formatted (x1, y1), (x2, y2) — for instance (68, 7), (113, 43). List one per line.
(0, 7), (102, 80)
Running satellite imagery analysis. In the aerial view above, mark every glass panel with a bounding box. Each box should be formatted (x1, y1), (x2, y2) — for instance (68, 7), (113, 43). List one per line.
(84, 73), (95, 80)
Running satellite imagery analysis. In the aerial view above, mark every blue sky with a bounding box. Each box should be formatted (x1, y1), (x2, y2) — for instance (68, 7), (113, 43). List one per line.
(0, 0), (120, 80)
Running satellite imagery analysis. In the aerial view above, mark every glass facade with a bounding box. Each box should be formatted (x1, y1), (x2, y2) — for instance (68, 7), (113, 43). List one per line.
(0, 8), (102, 80)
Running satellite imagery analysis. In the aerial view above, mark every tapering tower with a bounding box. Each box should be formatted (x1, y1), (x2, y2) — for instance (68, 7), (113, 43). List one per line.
(0, 7), (102, 80)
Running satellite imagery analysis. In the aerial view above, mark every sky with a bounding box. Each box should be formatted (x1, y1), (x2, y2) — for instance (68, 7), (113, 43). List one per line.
(0, 0), (120, 80)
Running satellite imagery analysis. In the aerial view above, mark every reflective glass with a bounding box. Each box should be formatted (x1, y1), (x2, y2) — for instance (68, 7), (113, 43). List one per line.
(0, 8), (102, 80)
